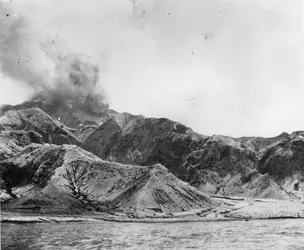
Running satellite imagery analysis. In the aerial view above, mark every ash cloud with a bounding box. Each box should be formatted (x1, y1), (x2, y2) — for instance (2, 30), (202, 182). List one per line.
(0, 2), (108, 115)
(0, 2), (53, 90)
(50, 53), (108, 115)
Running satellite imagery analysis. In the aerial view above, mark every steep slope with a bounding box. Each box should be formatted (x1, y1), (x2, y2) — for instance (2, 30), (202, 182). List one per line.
(80, 114), (300, 200)
(0, 90), (108, 129)
(0, 96), (140, 142)
(258, 132), (304, 196)
(107, 110), (144, 131)
(180, 135), (295, 199)
(2, 98), (209, 173)
(84, 117), (209, 176)
(1, 97), (302, 201)
(0, 108), (81, 147)
(0, 130), (43, 161)
(73, 125), (98, 141)
(83, 119), (122, 159)
(0, 144), (215, 214)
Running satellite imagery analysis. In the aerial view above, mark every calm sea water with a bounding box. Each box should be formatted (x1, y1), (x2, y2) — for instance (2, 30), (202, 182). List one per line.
(1, 219), (304, 249)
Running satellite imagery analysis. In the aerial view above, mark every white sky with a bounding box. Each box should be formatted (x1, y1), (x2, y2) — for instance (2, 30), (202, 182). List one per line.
(0, 0), (303, 137)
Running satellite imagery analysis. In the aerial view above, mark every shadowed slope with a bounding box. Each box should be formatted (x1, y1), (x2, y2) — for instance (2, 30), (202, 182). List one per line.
(84, 117), (209, 176)
(258, 132), (304, 197)
(181, 136), (296, 199)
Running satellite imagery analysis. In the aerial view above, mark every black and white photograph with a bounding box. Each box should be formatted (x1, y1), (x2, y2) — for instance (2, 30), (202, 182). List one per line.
(0, 0), (303, 249)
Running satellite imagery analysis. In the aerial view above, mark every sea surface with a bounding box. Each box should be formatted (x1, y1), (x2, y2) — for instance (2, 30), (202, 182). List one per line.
(2, 219), (304, 249)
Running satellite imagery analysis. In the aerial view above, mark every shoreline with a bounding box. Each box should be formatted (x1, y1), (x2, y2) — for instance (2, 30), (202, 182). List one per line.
(2, 197), (303, 224)
(2, 213), (304, 224)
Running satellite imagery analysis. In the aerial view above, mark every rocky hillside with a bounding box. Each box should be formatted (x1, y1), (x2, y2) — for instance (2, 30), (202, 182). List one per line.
(0, 90), (109, 129)
(0, 144), (215, 215)
(0, 108), (81, 161)
(83, 116), (208, 176)
(181, 135), (295, 199)
(1, 96), (303, 204)
(81, 115), (302, 199)
(258, 132), (304, 195)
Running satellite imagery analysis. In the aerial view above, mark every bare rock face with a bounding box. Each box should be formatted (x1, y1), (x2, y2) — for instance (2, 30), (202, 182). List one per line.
(73, 125), (98, 141)
(258, 134), (304, 196)
(0, 144), (215, 214)
(107, 110), (144, 131)
(84, 117), (209, 176)
(0, 108), (81, 146)
(1, 95), (303, 202)
(83, 119), (122, 159)
(180, 136), (295, 199)
(0, 105), (218, 214)
(0, 129), (44, 161)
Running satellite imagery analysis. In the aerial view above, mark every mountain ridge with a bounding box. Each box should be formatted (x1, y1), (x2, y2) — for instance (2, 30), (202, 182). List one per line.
(1, 96), (303, 219)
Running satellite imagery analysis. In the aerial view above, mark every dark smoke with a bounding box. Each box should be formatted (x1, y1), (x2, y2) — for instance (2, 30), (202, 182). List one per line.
(28, 53), (109, 116)
(0, 2), (108, 115)
(51, 53), (109, 115)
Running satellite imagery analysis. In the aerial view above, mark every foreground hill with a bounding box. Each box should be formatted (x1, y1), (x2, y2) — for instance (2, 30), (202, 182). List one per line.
(0, 144), (216, 215)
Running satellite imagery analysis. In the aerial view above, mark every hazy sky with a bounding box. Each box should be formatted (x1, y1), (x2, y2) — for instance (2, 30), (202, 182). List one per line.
(0, 0), (303, 137)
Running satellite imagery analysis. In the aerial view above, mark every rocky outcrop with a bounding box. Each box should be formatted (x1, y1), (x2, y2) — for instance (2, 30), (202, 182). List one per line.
(0, 108), (81, 146)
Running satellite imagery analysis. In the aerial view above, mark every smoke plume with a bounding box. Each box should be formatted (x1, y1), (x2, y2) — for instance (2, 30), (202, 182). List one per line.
(0, 2), (54, 90)
(52, 53), (108, 115)
(0, 2), (108, 115)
